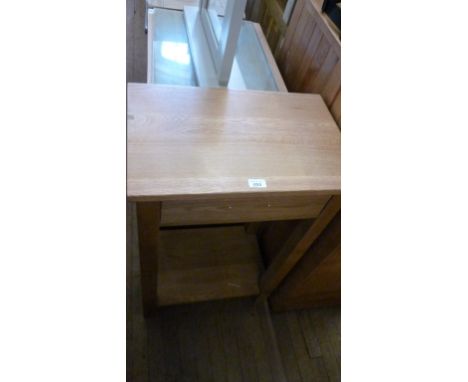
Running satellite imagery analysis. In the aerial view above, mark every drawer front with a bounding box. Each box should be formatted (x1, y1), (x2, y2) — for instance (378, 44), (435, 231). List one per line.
(161, 195), (330, 226)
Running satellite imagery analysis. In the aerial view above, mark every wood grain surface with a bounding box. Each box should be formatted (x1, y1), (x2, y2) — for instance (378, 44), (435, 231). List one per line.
(277, 0), (341, 126)
(157, 226), (262, 305)
(127, 83), (340, 201)
(247, 0), (341, 127)
(160, 194), (329, 226)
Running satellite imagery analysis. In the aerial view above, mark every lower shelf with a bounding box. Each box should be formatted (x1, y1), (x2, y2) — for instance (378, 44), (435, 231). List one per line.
(158, 225), (262, 306)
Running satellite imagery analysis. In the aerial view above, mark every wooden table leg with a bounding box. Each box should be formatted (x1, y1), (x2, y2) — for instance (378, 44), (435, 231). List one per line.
(270, 212), (341, 311)
(259, 195), (341, 295)
(136, 201), (161, 317)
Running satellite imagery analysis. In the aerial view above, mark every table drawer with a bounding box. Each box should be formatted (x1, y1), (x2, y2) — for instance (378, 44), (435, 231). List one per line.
(160, 195), (330, 227)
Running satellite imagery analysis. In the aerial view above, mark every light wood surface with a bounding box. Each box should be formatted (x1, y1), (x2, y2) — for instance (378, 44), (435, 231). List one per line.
(127, 83), (341, 201)
(157, 226), (262, 305)
(160, 194), (329, 226)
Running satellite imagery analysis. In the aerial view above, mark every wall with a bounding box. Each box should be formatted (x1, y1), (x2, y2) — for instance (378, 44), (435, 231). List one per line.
(247, 0), (341, 126)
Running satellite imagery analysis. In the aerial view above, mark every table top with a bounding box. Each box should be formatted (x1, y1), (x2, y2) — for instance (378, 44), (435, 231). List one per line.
(127, 83), (341, 201)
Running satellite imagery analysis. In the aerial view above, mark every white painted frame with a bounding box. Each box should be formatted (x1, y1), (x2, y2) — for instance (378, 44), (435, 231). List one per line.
(198, 0), (247, 86)
(283, 0), (297, 24)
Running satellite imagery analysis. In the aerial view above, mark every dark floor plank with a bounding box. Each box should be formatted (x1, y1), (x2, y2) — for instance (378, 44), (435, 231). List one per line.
(330, 335), (341, 368)
(255, 300), (288, 382)
(233, 299), (259, 382)
(130, 283), (150, 382)
(334, 309), (341, 336)
(321, 306), (341, 338)
(176, 304), (200, 382)
(271, 306), (342, 382)
(271, 313), (302, 382)
(159, 308), (184, 382)
(127, 203), (134, 382)
(309, 357), (330, 382)
(320, 340), (340, 382)
(286, 311), (317, 381)
(146, 316), (166, 382)
(297, 309), (321, 359)
(206, 302), (228, 382)
(307, 307), (341, 381)
(219, 300), (244, 382)
(193, 303), (216, 382)
(321, 307), (341, 369)
(308, 309), (331, 345)
(245, 302), (275, 382)
(129, 202), (150, 382)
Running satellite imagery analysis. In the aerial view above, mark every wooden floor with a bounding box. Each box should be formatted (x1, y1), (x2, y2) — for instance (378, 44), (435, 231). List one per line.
(127, 2), (340, 380)
(271, 308), (341, 382)
(127, 200), (340, 381)
(145, 298), (285, 382)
